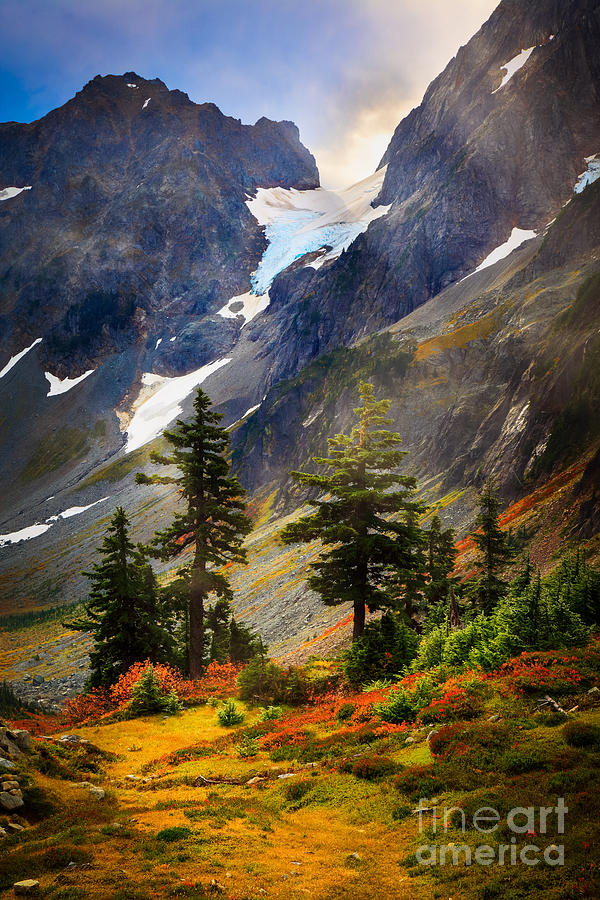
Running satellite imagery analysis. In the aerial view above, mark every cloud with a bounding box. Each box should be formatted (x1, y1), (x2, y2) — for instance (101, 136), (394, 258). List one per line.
(0, 0), (500, 187)
(307, 0), (499, 185)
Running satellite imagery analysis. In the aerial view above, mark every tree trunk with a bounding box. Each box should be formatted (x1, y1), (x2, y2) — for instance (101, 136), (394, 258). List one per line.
(189, 566), (205, 679)
(353, 596), (366, 641)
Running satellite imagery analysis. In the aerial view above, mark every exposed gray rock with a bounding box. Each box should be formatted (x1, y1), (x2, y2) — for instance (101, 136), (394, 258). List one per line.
(0, 790), (24, 811)
(13, 881), (40, 895)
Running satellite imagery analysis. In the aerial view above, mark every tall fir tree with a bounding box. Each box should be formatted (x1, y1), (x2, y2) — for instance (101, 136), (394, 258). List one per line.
(136, 387), (253, 678)
(425, 514), (457, 608)
(71, 507), (173, 688)
(468, 480), (513, 614)
(281, 382), (426, 640)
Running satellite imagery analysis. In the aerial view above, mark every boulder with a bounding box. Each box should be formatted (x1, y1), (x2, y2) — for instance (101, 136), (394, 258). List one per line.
(0, 730), (23, 759)
(0, 758), (16, 770)
(8, 731), (31, 753)
(0, 791), (24, 811)
(13, 881), (40, 895)
(88, 786), (105, 800)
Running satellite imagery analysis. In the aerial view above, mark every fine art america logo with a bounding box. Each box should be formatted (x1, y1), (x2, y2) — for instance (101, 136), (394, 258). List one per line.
(415, 797), (567, 867)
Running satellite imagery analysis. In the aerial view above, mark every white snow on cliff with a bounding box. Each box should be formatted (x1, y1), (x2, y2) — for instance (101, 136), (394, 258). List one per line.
(0, 337), (42, 380)
(217, 291), (271, 326)
(574, 155), (600, 193)
(142, 98), (151, 109)
(492, 47), (535, 93)
(45, 369), (95, 397)
(228, 403), (261, 430)
(461, 227), (537, 281)
(124, 357), (232, 453)
(0, 185), (32, 202)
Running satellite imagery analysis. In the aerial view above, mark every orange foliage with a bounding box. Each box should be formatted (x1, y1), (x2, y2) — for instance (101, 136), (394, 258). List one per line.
(60, 659), (242, 727)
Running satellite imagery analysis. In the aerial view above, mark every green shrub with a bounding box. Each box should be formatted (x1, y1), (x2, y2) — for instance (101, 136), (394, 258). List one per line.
(336, 702), (355, 722)
(374, 675), (436, 724)
(374, 687), (415, 724)
(341, 755), (397, 780)
(217, 699), (245, 727)
(499, 749), (546, 774)
(236, 735), (259, 758)
(260, 705), (282, 721)
(156, 826), (191, 842)
(562, 721), (600, 748)
(128, 666), (182, 717)
(283, 778), (313, 804)
(344, 613), (418, 687)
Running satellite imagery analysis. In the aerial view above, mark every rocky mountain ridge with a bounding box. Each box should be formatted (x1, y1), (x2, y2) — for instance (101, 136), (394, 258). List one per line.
(0, 0), (599, 656)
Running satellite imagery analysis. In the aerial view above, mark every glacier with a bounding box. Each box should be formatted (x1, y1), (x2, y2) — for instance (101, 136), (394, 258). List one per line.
(246, 167), (391, 297)
(574, 155), (600, 193)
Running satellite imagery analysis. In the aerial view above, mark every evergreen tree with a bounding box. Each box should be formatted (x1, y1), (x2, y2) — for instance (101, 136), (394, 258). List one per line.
(425, 514), (457, 608)
(71, 507), (173, 688)
(280, 382), (426, 640)
(205, 597), (261, 664)
(468, 480), (513, 614)
(136, 388), (253, 678)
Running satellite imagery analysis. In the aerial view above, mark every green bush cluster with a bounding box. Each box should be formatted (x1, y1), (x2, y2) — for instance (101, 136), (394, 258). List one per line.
(128, 666), (182, 717)
(373, 675), (436, 724)
(217, 699), (245, 727)
(412, 554), (598, 673)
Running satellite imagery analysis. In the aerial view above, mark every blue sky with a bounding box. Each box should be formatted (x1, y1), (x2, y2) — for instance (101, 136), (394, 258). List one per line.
(0, 0), (498, 186)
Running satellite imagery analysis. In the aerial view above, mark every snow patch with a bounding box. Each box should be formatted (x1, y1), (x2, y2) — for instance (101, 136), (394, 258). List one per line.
(492, 46), (535, 93)
(246, 167), (391, 297)
(228, 403), (261, 430)
(0, 337), (42, 380)
(0, 185), (32, 202)
(45, 368), (95, 397)
(124, 357), (232, 453)
(127, 83), (138, 88)
(574, 155), (600, 193)
(155, 338), (162, 350)
(47, 497), (108, 522)
(170, 336), (177, 342)
(0, 497), (108, 548)
(217, 291), (270, 327)
(142, 98), (151, 109)
(0, 523), (52, 547)
(461, 228), (537, 281)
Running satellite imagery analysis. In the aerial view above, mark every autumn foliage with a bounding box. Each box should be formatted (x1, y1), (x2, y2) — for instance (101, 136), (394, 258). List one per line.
(59, 659), (242, 727)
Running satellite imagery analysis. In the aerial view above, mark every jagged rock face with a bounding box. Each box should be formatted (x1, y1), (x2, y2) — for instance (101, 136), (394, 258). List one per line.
(0, 72), (318, 376)
(233, 176), (600, 519)
(252, 0), (600, 387)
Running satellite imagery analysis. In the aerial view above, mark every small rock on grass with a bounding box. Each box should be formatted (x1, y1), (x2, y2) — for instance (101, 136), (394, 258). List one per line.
(88, 786), (105, 800)
(13, 880), (39, 895)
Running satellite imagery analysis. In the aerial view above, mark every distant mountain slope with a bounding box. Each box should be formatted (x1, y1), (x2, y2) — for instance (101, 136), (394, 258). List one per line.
(250, 0), (600, 385)
(0, 72), (318, 377)
(1, 0), (600, 648)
